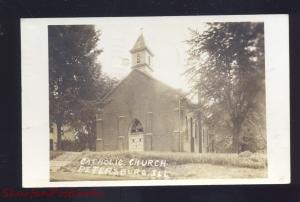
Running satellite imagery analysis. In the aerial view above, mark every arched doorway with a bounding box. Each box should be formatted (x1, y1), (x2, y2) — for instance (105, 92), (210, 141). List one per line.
(128, 119), (144, 152)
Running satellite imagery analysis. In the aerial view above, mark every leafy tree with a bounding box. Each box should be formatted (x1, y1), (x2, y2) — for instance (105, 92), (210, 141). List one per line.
(49, 25), (117, 150)
(185, 22), (265, 153)
(69, 73), (118, 151)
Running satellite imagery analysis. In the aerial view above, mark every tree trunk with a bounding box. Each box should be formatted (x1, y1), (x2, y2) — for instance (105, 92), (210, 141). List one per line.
(56, 121), (62, 150)
(232, 126), (241, 153)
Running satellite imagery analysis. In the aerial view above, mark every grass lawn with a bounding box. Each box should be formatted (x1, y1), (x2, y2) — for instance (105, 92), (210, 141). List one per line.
(50, 151), (267, 181)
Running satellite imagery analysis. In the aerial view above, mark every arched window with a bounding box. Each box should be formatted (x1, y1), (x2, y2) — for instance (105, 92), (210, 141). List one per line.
(130, 119), (144, 133)
(137, 54), (140, 64)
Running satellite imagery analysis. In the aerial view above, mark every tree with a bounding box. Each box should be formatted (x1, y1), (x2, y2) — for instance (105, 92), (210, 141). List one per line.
(49, 25), (116, 150)
(185, 22), (265, 153)
(70, 73), (118, 151)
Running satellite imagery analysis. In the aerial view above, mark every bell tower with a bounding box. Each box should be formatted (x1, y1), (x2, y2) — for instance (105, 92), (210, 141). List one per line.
(130, 33), (154, 73)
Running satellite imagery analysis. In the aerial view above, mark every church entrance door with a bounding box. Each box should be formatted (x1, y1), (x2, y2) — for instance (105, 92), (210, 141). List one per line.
(128, 119), (145, 152)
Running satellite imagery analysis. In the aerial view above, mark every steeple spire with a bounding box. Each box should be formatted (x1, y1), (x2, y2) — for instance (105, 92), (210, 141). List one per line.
(130, 33), (154, 72)
(130, 33), (153, 56)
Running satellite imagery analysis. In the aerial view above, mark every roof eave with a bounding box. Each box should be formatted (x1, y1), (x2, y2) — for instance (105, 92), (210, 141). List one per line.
(130, 47), (154, 56)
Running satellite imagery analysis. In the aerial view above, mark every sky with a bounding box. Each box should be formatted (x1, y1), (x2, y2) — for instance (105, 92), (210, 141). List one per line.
(95, 20), (206, 93)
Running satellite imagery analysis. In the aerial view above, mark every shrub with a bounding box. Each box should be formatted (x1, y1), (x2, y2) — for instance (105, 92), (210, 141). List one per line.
(239, 151), (253, 158)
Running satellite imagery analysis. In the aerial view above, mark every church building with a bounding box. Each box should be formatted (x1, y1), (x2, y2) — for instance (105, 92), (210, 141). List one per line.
(95, 34), (213, 153)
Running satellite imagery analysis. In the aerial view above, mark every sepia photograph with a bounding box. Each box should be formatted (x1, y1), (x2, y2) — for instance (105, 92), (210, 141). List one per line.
(21, 15), (289, 187)
(48, 21), (267, 181)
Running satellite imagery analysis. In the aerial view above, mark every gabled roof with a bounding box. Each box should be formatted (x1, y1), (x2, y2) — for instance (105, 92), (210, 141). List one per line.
(100, 69), (185, 105)
(130, 34), (154, 56)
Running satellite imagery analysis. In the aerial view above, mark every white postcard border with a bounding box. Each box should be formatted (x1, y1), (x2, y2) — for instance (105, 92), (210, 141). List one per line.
(21, 15), (290, 187)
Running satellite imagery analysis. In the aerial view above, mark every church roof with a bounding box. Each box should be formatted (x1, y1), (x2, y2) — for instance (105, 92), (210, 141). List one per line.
(100, 33), (194, 108)
(130, 34), (154, 56)
(100, 69), (185, 105)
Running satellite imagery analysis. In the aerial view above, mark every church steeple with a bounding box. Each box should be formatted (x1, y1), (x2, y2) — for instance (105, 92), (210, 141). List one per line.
(130, 33), (154, 72)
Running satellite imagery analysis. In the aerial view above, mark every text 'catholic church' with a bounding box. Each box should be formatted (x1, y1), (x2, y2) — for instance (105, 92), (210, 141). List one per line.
(96, 34), (214, 153)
